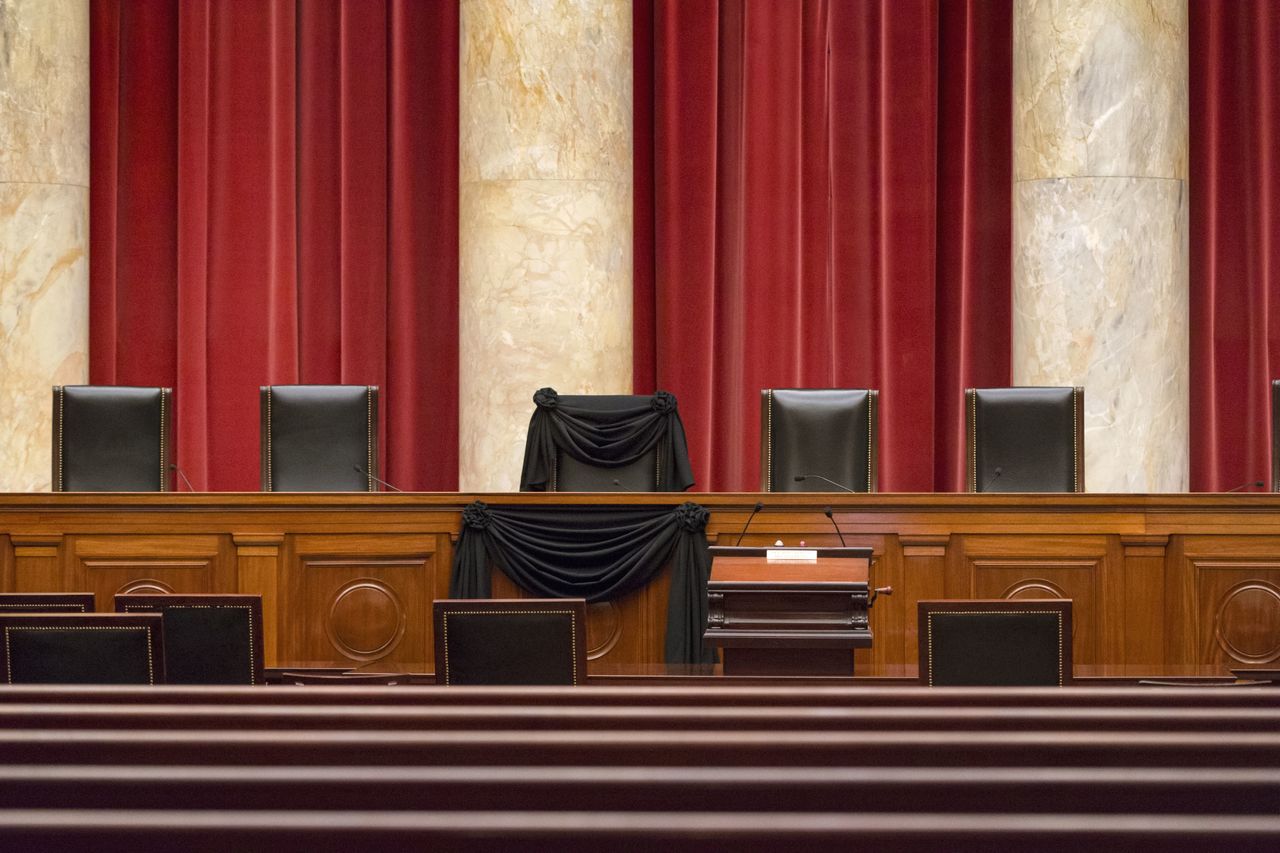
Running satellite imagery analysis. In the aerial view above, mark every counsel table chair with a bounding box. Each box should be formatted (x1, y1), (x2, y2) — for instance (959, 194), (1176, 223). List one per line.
(0, 593), (95, 614)
(52, 386), (172, 491)
(114, 594), (263, 685)
(261, 385), (379, 491)
(760, 389), (878, 492)
(966, 387), (1083, 492)
(433, 598), (587, 685)
(918, 599), (1073, 686)
(0, 614), (164, 684)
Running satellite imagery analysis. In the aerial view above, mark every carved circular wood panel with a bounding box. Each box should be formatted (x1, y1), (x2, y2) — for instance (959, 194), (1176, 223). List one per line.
(1214, 582), (1280, 664)
(1001, 579), (1067, 600)
(326, 579), (406, 662)
(586, 600), (621, 660)
(116, 579), (176, 595)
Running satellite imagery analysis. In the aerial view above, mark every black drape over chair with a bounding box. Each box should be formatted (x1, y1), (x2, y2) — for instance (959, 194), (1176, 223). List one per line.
(433, 598), (588, 685)
(450, 501), (715, 665)
(760, 389), (878, 492)
(0, 614), (165, 684)
(260, 385), (378, 491)
(114, 594), (263, 685)
(966, 387), (1084, 492)
(918, 599), (1073, 686)
(519, 388), (695, 492)
(53, 386), (172, 492)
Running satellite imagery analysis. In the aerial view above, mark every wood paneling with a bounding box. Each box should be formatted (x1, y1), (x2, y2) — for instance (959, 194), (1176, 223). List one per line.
(1, 493), (1280, 672)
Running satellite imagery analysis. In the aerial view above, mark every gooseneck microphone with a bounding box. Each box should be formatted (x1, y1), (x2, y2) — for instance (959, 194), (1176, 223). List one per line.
(611, 478), (634, 492)
(169, 463), (195, 492)
(354, 464), (403, 493)
(979, 466), (1003, 492)
(735, 501), (765, 546)
(822, 506), (847, 547)
(1225, 480), (1265, 493)
(794, 473), (854, 492)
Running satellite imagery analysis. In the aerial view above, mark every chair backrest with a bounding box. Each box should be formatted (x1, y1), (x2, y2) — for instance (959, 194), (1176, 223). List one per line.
(965, 387), (1083, 492)
(114, 594), (263, 685)
(551, 395), (661, 492)
(433, 598), (587, 685)
(760, 389), (878, 492)
(260, 385), (378, 491)
(1272, 380), (1280, 491)
(0, 594), (96, 614)
(52, 386), (172, 492)
(0, 614), (164, 684)
(918, 599), (1072, 686)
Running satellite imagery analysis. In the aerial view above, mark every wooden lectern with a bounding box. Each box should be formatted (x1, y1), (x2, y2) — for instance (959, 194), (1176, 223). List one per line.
(702, 546), (873, 677)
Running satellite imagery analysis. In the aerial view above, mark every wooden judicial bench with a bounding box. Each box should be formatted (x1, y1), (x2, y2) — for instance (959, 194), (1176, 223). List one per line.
(1, 492), (1279, 675)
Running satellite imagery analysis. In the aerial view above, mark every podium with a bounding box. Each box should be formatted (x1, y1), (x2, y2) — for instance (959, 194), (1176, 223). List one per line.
(702, 546), (873, 677)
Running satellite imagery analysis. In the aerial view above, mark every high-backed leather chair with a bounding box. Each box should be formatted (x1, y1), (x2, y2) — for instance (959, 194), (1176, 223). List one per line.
(760, 389), (878, 492)
(260, 385), (378, 491)
(965, 387), (1083, 492)
(433, 598), (587, 685)
(1271, 380), (1280, 491)
(0, 613), (165, 684)
(52, 386), (172, 491)
(0, 593), (95, 614)
(918, 599), (1072, 686)
(114, 594), (263, 685)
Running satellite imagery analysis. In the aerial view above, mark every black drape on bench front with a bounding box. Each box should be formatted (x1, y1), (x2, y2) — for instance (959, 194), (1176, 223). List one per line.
(450, 501), (715, 665)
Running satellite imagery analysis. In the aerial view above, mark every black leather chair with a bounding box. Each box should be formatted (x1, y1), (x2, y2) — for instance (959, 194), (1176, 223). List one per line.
(0, 613), (164, 684)
(760, 389), (878, 492)
(260, 385), (378, 491)
(433, 598), (587, 685)
(918, 599), (1072, 686)
(114, 594), (263, 685)
(1271, 380), (1280, 491)
(965, 387), (1083, 492)
(52, 386), (172, 491)
(0, 593), (95, 613)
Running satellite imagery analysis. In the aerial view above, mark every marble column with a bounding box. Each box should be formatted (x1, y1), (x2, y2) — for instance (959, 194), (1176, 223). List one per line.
(459, 0), (633, 491)
(0, 0), (90, 491)
(1013, 0), (1188, 492)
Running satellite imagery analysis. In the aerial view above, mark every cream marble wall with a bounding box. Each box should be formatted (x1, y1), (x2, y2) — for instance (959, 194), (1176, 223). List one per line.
(1012, 0), (1188, 492)
(0, 0), (90, 491)
(459, 0), (633, 491)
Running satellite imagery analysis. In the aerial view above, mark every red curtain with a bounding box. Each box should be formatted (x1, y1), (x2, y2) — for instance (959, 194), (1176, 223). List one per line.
(1190, 0), (1280, 491)
(90, 0), (458, 491)
(634, 0), (1012, 492)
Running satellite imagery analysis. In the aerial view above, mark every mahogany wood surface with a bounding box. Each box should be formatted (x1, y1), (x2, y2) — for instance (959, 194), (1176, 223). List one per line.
(4, 492), (1280, 673)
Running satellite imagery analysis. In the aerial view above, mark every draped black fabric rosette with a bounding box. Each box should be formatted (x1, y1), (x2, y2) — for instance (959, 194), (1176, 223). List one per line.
(450, 500), (716, 664)
(518, 387), (696, 492)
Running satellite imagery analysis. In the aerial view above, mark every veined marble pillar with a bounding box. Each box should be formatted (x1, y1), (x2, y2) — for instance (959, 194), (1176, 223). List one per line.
(459, 0), (633, 491)
(0, 0), (89, 491)
(1013, 0), (1188, 492)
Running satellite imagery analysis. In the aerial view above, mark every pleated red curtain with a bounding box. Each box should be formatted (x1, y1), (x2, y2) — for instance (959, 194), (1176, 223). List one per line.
(90, 0), (458, 491)
(634, 0), (1012, 492)
(1190, 0), (1280, 491)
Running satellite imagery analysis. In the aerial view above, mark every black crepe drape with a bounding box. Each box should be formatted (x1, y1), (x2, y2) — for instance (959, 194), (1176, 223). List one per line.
(519, 388), (696, 492)
(450, 500), (716, 665)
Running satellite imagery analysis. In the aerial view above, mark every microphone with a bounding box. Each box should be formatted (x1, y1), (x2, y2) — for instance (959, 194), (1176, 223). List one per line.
(735, 501), (765, 547)
(1225, 480), (1265, 493)
(822, 506), (847, 548)
(611, 478), (634, 492)
(354, 464), (403, 493)
(794, 473), (854, 493)
(979, 466), (1003, 492)
(169, 464), (195, 492)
